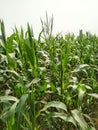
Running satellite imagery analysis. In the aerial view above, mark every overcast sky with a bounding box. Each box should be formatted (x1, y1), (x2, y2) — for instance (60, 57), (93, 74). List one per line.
(0, 0), (98, 37)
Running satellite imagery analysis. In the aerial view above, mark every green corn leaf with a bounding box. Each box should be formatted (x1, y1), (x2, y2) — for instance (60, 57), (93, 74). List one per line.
(40, 101), (67, 112)
(77, 85), (86, 101)
(24, 38), (37, 71)
(27, 23), (34, 45)
(87, 93), (98, 99)
(36, 101), (67, 119)
(0, 96), (18, 102)
(16, 94), (28, 128)
(0, 20), (6, 45)
(0, 101), (18, 122)
(23, 113), (32, 129)
(42, 112), (76, 127)
(52, 112), (76, 126)
(39, 82), (47, 92)
(0, 69), (22, 79)
(71, 109), (90, 130)
(72, 64), (89, 73)
(26, 78), (41, 88)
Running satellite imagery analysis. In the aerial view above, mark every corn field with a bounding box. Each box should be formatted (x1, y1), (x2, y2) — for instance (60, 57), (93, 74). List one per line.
(0, 16), (98, 130)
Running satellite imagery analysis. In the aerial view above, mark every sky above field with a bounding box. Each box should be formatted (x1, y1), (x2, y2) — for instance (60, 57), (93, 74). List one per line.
(0, 0), (98, 37)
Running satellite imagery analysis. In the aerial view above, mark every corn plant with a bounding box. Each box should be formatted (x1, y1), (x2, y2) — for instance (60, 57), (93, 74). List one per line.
(0, 15), (98, 130)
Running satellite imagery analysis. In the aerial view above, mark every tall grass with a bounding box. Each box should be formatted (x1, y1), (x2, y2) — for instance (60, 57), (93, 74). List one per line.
(0, 15), (98, 130)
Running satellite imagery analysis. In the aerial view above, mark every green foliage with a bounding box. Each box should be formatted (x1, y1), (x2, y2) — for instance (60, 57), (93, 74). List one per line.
(0, 17), (98, 130)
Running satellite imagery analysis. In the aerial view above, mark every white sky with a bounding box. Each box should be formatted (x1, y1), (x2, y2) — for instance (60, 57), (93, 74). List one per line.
(0, 0), (98, 37)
